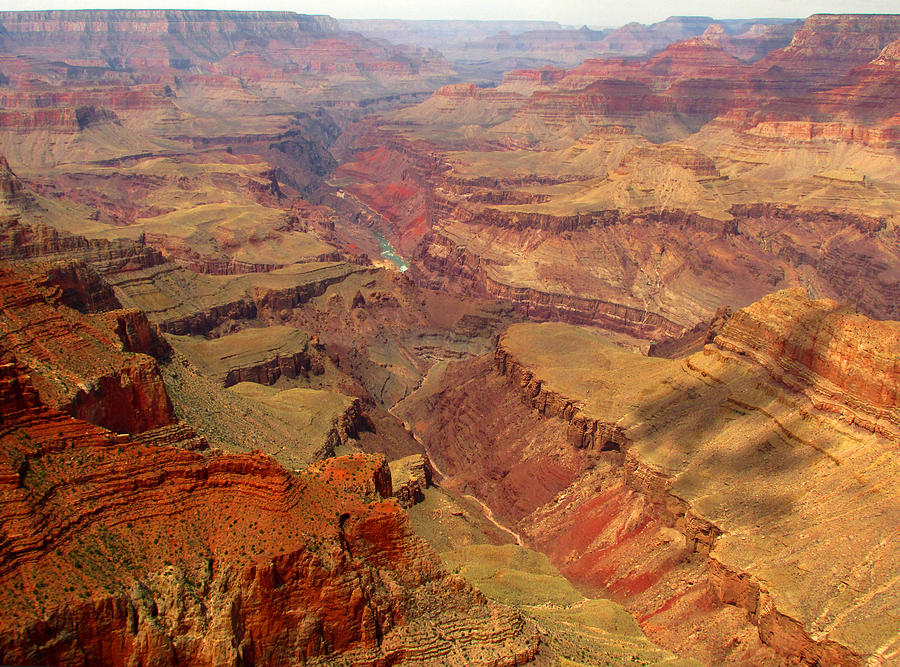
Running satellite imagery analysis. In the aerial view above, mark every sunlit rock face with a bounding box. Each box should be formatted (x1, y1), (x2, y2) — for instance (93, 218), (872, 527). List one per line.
(398, 290), (900, 664)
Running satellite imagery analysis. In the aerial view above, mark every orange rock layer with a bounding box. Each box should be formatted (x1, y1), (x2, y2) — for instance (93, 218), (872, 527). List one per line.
(0, 364), (539, 666)
(0, 260), (174, 434)
(714, 288), (900, 437)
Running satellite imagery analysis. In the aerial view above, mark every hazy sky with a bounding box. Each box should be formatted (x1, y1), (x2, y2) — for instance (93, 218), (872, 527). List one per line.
(3, 0), (898, 27)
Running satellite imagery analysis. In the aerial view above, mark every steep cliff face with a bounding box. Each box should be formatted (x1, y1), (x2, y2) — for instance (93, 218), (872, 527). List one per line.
(0, 364), (540, 666)
(396, 354), (776, 664)
(34, 259), (122, 313)
(758, 14), (900, 84)
(411, 202), (900, 342)
(0, 260), (174, 433)
(732, 38), (900, 145)
(333, 139), (445, 252)
(0, 107), (80, 132)
(0, 10), (338, 65)
(0, 156), (24, 199)
(107, 262), (371, 337)
(166, 326), (319, 388)
(0, 88), (170, 113)
(0, 217), (164, 275)
(0, 9), (451, 106)
(397, 292), (900, 665)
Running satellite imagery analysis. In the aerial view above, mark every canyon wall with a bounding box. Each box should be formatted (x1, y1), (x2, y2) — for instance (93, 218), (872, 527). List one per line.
(0, 363), (540, 665)
(0, 260), (174, 434)
(398, 290), (900, 665)
(335, 13), (900, 346)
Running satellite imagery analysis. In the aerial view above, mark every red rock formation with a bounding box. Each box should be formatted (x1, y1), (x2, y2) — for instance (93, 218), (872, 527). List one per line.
(0, 363), (540, 666)
(0, 260), (174, 433)
(522, 79), (673, 128)
(398, 302), (900, 664)
(34, 259), (121, 313)
(0, 87), (169, 112)
(645, 36), (745, 79)
(695, 22), (798, 63)
(0, 107), (79, 132)
(0, 10), (338, 66)
(501, 67), (566, 87)
(757, 14), (900, 86)
(596, 16), (721, 57)
(334, 143), (442, 252)
(431, 15), (900, 135)
(0, 9), (453, 96)
(396, 354), (776, 664)
(728, 37), (900, 146)
(481, 277), (687, 340)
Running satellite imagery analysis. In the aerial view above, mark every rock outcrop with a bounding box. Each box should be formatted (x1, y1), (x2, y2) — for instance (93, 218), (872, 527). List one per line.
(0, 157), (24, 200)
(714, 288), (900, 437)
(108, 262), (370, 337)
(0, 363), (540, 666)
(0, 260), (174, 434)
(0, 9), (453, 119)
(757, 14), (900, 85)
(0, 217), (164, 276)
(389, 454), (434, 507)
(166, 326), (322, 388)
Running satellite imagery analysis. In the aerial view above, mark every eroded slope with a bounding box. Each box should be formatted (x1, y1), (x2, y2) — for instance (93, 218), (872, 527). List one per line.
(0, 363), (540, 665)
(398, 289), (900, 664)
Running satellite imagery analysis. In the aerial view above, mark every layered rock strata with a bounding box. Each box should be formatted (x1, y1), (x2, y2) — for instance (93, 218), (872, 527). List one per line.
(398, 290), (900, 665)
(0, 217), (164, 276)
(715, 288), (900, 437)
(338, 14), (900, 343)
(0, 260), (173, 434)
(108, 262), (370, 336)
(0, 363), (540, 666)
(166, 326), (321, 388)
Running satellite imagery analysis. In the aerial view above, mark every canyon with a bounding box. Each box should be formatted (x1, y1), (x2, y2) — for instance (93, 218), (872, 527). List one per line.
(0, 8), (898, 667)
(336, 14), (900, 344)
(396, 290), (900, 664)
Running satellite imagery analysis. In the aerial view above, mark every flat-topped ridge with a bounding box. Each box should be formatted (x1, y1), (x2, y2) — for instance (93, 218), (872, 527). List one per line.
(491, 293), (899, 663)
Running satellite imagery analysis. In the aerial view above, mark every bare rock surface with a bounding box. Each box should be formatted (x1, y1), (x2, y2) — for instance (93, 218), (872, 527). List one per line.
(398, 290), (900, 664)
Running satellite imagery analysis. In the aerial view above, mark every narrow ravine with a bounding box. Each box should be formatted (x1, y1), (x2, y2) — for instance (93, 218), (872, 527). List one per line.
(395, 414), (525, 547)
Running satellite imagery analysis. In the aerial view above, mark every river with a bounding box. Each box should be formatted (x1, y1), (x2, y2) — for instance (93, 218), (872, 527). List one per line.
(373, 231), (409, 272)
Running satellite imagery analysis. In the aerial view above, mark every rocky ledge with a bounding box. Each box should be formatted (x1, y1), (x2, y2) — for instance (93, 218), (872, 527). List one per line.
(0, 260), (174, 434)
(0, 363), (540, 666)
(715, 288), (900, 437)
(490, 296), (898, 664)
